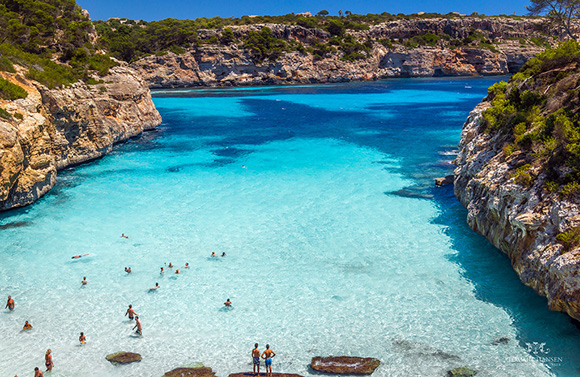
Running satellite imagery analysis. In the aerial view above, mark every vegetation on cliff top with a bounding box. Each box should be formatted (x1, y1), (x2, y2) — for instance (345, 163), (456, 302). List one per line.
(482, 40), (580, 251)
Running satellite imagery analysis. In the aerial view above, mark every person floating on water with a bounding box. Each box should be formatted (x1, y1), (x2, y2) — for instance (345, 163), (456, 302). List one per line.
(185, 263), (190, 268)
(261, 344), (276, 377)
(150, 282), (159, 291)
(71, 254), (89, 259)
(125, 267), (132, 273)
(133, 316), (142, 335)
(5, 295), (14, 311)
(34, 367), (43, 377)
(81, 277), (87, 285)
(121, 234), (129, 239)
(221, 252), (226, 257)
(125, 305), (138, 320)
(22, 321), (32, 330)
(79, 332), (86, 344)
(252, 343), (261, 376)
(224, 298), (232, 307)
(45, 349), (53, 371)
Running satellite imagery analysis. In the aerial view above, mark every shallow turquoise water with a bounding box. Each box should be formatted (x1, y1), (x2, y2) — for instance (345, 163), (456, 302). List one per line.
(1, 78), (579, 377)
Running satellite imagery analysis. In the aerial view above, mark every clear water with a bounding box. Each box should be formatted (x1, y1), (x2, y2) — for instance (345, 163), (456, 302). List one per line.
(1, 78), (579, 377)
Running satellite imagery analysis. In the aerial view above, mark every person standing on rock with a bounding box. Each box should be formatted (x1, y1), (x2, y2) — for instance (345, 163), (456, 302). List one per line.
(252, 343), (261, 376)
(261, 344), (276, 377)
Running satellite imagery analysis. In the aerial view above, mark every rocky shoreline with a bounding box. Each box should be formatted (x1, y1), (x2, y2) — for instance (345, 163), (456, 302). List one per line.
(454, 104), (580, 321)
(0, 64), (161, 211)
(130, 18), (548, 88)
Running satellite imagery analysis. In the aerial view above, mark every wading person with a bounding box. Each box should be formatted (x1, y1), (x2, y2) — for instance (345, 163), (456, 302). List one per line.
(45, 349), (53, 371)
(125, 304), (138, 320)
(5, 295), (14, 311)
(133, 316), (142, 335)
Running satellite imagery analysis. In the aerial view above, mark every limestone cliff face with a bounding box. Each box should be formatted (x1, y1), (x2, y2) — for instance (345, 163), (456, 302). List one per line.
(454, 105), (580, 320)
(0, 65), (161, 210)
(131, 18), (547, 88)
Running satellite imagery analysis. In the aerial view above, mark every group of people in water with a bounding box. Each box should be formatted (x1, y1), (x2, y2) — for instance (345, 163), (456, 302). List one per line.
(5, 235), (241, 376)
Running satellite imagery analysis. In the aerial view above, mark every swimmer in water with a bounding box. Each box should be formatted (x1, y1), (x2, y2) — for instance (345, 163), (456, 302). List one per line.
(211, 252), (216, 257)
(22, 321), (32, 330)
(5, 295), (14, 311)
(121, 233), (129, 239)
(224, 298), (232, 307)
(125, 305), (138, 320)
(125, 267), (131, 273)
(175, 269), (180, 274)
(133, 316), (142, 335)
(81, 277), (87, 285)
(71, 254), (89, 259)
(149, 282), (159, 291)
(168, 262), (173, 268)
(79, 332), (86, 344)
(160, 267), (164, 274)
(185, 263), (190, 268)
(221, 252), (226, 257)
(34, 367), (43, 377)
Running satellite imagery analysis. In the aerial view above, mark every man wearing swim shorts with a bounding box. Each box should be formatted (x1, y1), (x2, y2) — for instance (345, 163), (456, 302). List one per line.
(5, 295), (14, 310)
(261, 344), (276, 377)
(252, 343), (260, 376)
(133, 316), (142, 335)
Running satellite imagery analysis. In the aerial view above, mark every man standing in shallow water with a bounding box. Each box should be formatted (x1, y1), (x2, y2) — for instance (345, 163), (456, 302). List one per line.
(5, 295), (14, 310)
(261, 344), (276, 377)
(252, 343), (261, 376)
(133, 316), (142, 335)
(125, 304), (138, 320)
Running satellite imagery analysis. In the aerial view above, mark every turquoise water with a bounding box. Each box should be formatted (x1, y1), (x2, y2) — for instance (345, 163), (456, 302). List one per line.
(1, 78), (580, 377)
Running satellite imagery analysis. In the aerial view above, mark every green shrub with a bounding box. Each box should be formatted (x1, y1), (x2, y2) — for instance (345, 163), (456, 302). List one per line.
(545, 180), (559, 192)
(512, 164), (533, 186)
(14, 112), (23, 120)
(0, 77), (27, 100)
(556, 226), (580, 252)
(0, 107), (11, 120)
(560, 181), (580, 197)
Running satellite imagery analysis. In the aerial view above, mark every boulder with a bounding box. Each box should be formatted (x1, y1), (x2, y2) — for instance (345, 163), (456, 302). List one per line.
(435, 175), (454, 186)
(164, 366), (216, 377)
(105, 352), (142, 365)
(447, 367), (476, 377)
(310, 356), (380, 374)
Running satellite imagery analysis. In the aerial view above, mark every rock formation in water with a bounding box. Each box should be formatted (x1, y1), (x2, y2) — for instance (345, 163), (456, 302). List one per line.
(310, 356), (381, 374)
(130, 18), (549, 88)
(454, 42), (580, 320)
(0, 64), (161, 210)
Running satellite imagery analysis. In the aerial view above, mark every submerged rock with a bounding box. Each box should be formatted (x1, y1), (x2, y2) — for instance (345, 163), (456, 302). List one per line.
(435, 175), (454, 186)
(310, 356), (380, 374)
(491, 337), (510, 345)
(164, 365), (216, 377)
(105, 351), (142, 365)
(447, 367), (476, 377)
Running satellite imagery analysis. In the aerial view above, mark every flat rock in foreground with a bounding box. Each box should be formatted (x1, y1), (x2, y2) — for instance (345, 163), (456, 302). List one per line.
(164, 366), (216, 377)
(310, 356), (380, 374)
(229, 373), (304, 377)
(105, 351), (142, 365)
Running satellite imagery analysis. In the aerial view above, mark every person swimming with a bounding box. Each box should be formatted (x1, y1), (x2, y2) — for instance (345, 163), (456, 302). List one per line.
(121, 233), (129, 239)
(168, 262), (173, 268)
(125, 267), (132, 273)
(221, 252), (226, 257)
(224, 298), (232, 307)
(22, 321), (32, 330)
(185, 263), (190, 268)
(149, 282), (159, 291)
(160, 267), (164, 274)
(71, 254), (89, 259)
(81, 277), (87, 285)
(211, 252), (216, 257)
(175, 269), (180, 274)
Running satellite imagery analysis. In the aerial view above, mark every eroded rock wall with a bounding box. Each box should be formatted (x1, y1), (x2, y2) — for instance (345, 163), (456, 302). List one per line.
(0, 65), (161, 210)
(454, 104), (580, 320)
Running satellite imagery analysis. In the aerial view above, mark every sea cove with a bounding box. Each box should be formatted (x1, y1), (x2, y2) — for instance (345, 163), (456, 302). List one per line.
(1, 78), (579, 376)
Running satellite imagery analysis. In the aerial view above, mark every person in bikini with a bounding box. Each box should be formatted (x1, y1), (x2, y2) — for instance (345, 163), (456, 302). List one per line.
(45, 349), (53, 371)
(252, 343), (261, 375)
(261, 344), (276, 377)
(125, 305), (138, 320)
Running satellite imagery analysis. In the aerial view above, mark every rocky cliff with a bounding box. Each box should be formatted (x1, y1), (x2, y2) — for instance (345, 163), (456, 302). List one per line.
(0, 64), (161, 210)
(131, 17), (548, 88)
(454, 69), (580, 320)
